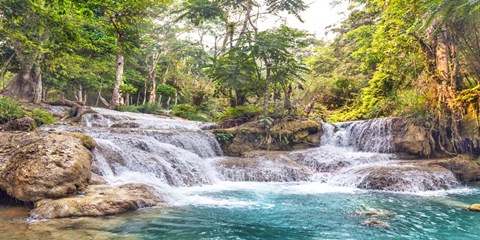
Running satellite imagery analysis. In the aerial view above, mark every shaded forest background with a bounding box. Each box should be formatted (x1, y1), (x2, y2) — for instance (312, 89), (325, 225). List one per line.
(0, 0), (479, 141)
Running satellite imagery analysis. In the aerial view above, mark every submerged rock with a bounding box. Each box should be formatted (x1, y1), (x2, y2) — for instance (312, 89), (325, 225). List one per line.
(30, 184), (164, 219)
(355, 209), (395, 217)
(0, 131), (93, 202)
(362, 218), (390, 228)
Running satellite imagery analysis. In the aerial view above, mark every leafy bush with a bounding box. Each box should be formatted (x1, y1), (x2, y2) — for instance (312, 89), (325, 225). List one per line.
(117, 103), (162, 114)
(172, 104), (209, 122)
(216, 105), (262, 122)
(0, 97), (56, 125)
(214, 131), (234, 144)
(0, 97), (25, 123)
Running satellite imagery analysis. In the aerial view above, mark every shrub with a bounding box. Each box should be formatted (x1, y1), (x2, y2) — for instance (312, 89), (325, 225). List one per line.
(216, 105), (262, 122)
(29, 109), (56, 125)
(172, 104), (209, 122)
(117, 103), (162, 114)
(0, 97), (25, 123)
(0, 97), (56, 125)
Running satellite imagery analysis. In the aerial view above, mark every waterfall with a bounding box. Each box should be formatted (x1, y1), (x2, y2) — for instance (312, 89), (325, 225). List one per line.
(321, 118), (394, 153)
(42, 110), (461, 195)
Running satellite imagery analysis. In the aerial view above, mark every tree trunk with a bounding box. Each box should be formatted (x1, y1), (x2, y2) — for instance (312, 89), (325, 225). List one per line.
(111, 50), (124, 109)
(1, 60), (35, 102)
(263, 64), (271, 117)
(148, 52), (159, 104)
(32, 62), (43, 104)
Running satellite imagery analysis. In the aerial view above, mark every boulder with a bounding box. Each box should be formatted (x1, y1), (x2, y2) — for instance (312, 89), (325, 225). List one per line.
(215, 120), (321, 157)
(2, 117), (37, 131)
(215, 153), (312, 182)
(352, 164), (458, 192)
(30, 184), (164, 219)
(421, 156), (480, 183)
(392, 118), (434, 158)
(468, 204), (480, 212)
(0, 131), (93, 202)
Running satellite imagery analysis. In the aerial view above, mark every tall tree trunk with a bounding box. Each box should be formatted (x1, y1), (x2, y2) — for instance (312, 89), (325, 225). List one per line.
(263, 64), (272, 117)
(111, 49), (124, 108)
(148, 52), (159, 104)
(32, 61), (43, 104)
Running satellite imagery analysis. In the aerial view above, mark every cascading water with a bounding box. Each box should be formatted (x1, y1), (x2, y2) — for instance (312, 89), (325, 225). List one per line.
(43, 108), (222, 202)
(44, 109), (461, 199)
(32, 108), (480, 239)
(315, 119), (459, 191)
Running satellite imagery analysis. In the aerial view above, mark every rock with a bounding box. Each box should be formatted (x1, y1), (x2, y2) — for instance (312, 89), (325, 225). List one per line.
(355, 209), (394, 217)
(2, 117), (37, 131)
(214, 153), (312, 182)
(468, 204), (480, 212)
(0, 131), (93, 202)
(215, 120), (321, 157)
(65, 132), (97, 150)
(422, 156), (480, 183)
(392, 118), (434, 158)
(352, 164), (458, 192)
(110, 121), (140, 128)
(30, 184), (164, 219)
(362, 218), (390, 228)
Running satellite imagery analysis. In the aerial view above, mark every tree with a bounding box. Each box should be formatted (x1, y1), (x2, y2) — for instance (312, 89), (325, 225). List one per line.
(87, 0), (171, 108)
(0, 0), (80, 103)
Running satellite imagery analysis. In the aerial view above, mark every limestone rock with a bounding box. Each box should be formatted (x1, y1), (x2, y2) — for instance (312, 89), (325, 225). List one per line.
(0, 131), (93, 202)
(215, 120), (321, 157)
(422, 156), (480, 183)
(353, 164), (458, 191)
(362, 218), (390, 228)
(355, 209), (395, 217)
(215, 153), (312, 182)
(2, 117), (37, 131)
(30, 184), (164, 219)
(392, 118), (434, 158)
(468, 204), (480, 212)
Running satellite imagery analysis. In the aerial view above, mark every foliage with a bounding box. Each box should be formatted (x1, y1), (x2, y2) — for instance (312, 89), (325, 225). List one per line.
(0, 97), (25, 123)
(214, 131), (235, 145)
(28, 109), (56, 125)
(0, 97), (55, 125)
(172, 104), (209, 122)
(216, 105), (262, 122)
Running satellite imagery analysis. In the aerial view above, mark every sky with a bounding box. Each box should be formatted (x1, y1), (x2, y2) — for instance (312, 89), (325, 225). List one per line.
(259, 1), (350, 40)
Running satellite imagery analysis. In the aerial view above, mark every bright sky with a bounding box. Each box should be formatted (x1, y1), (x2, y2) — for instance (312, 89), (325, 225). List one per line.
(259, 0), (349, 40)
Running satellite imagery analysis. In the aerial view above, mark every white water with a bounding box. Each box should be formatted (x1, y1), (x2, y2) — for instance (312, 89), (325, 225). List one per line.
(42, 109), (464, 205)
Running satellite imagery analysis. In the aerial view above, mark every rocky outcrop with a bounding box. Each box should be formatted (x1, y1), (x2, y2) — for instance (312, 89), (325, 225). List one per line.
(420, 156), (480, 183)
(215, 152), (312, 182)
(30, 184), (163, 219)
(1, 117), (37, 131)
(0, 131), (94, 202)
(352, 164), (459, 192)
(392, 118), (435, 158)
(214, 120), (321, 157)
